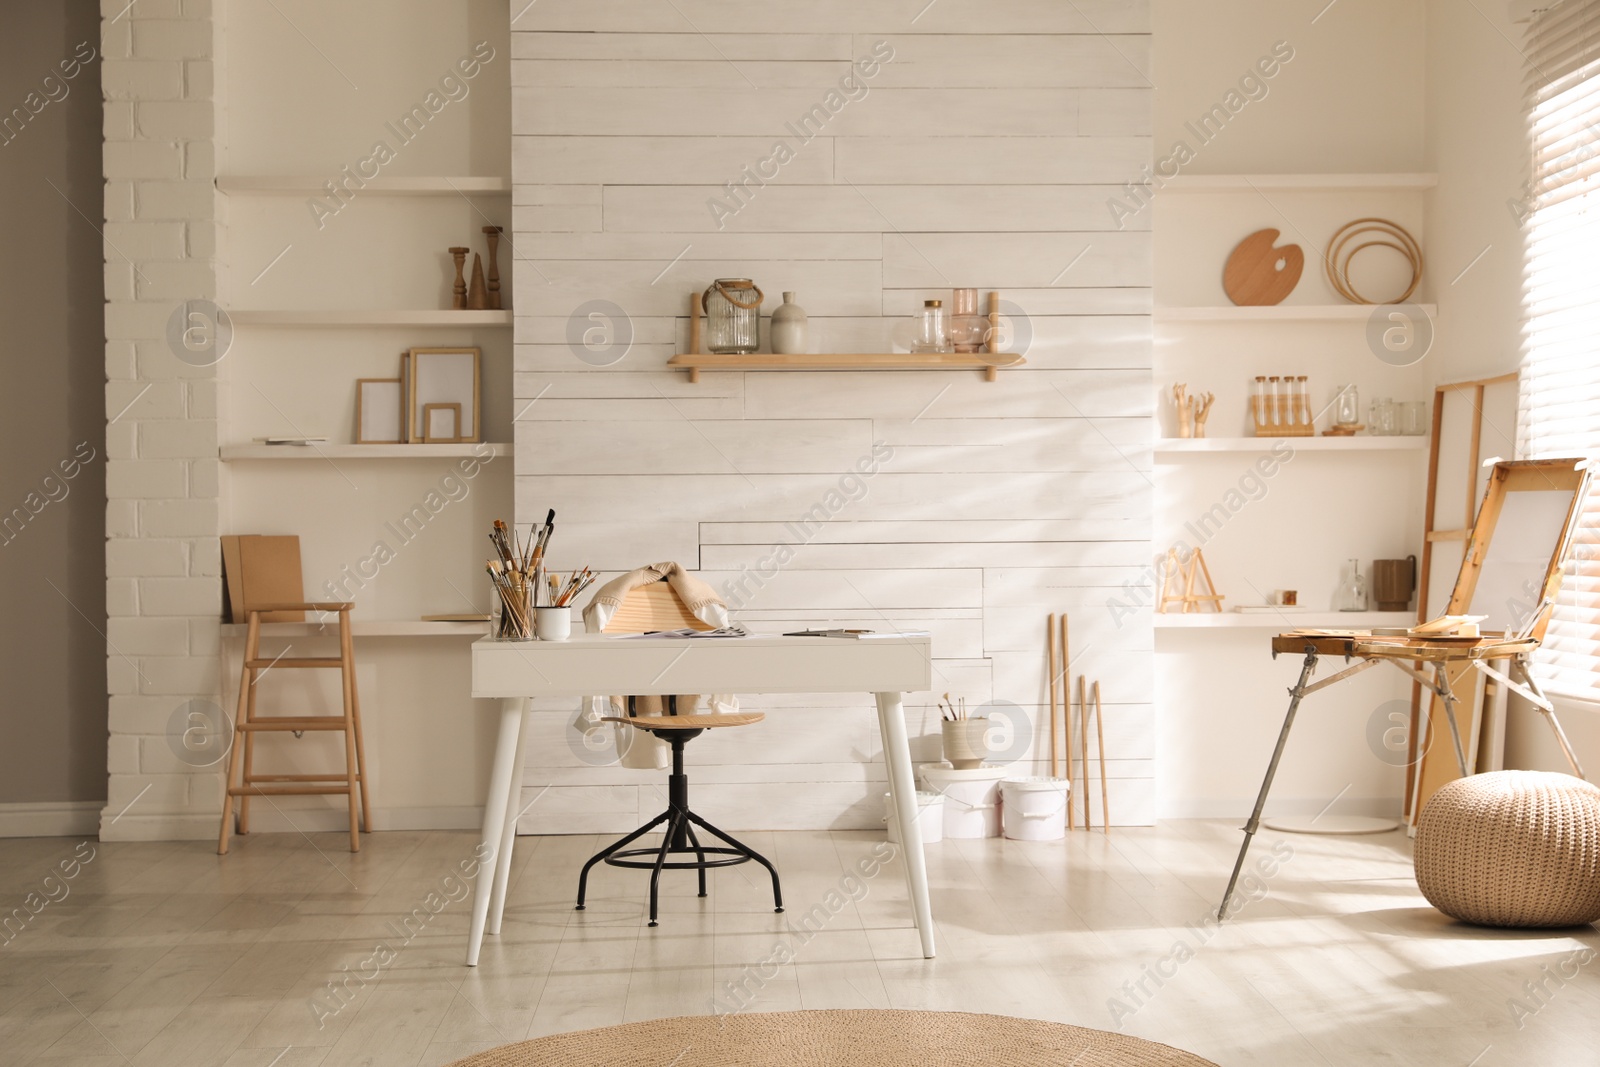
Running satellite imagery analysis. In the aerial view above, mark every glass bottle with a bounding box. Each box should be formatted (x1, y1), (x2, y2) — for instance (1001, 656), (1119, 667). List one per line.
(911, 299), (952, 354)
(1339, 558), (1370, 612)
(949, 288), (985, 353)
(1252, 375), (1268, 432)
(1335, 385), (1360, 427)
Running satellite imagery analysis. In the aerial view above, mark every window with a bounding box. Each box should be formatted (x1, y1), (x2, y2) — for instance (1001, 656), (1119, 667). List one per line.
(1521, 0), (1600, 699)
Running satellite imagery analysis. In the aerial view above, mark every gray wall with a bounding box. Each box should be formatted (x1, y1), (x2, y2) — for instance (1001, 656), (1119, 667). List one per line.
(0, 1), (106, 805)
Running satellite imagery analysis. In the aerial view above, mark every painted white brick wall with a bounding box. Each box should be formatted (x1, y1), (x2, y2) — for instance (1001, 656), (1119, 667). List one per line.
(100, 0), (223, 841)
(510, 2), (1156, 830)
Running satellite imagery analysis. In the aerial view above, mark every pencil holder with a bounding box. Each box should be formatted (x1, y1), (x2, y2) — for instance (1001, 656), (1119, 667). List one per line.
(942, 718), (991, 770)
(495, 579), (533, 640)
(536, 606), (572, 642)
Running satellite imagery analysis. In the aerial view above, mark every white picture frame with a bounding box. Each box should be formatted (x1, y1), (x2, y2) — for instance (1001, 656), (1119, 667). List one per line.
(355, 378), (404, 444)
(407, 347), (480, 443)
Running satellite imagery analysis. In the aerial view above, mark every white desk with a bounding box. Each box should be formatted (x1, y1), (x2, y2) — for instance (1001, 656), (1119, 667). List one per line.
(466, 633), (937, 964)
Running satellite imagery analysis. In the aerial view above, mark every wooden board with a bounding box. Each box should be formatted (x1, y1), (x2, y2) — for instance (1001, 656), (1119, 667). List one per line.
(220, 535), (306, 623)
(1223, 228), (1304, 307)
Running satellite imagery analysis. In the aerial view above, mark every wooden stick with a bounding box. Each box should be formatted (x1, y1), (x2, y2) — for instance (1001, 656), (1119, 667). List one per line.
(1058, 613), (1070, 781)
(1064, 638), (1076, 830)
(1047, 614), (1060, 779)
(1092, 680), (1110, 834)
(1077, 674), (1091, 831)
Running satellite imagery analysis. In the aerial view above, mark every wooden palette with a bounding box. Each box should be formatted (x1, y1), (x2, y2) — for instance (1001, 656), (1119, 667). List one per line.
(1223, 228), (1304, 306)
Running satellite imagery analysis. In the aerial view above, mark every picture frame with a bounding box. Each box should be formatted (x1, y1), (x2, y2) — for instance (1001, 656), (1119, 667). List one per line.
(407, 347), (480, 443)
(421, 402), (462, 443)
(355, 378), (404, 444)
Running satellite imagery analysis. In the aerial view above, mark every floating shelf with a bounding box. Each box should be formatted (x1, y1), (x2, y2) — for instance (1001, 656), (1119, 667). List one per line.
(220, 619), (490, 638)
(1161, 173), (1438, 192)
(1155, 437), (1428, 457)
(217, 176), (511, 196)
(227, 310), (512, 328)
(666, 352), (1026, 383)
(1155, 611), (1417, 630)
(1156, 304), (1437, 323)
(220, 443), (511, 461)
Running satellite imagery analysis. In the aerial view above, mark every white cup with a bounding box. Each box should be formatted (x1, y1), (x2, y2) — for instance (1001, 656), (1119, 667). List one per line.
(535, 606), (572, 642)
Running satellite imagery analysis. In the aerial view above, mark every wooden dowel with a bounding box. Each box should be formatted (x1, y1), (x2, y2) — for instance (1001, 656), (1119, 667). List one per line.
(1059, 613), (1070, 779)
(1092, 680), (1110, 834)
(1077, 674), (1091, 831)
(1047, 615), (1060, 779)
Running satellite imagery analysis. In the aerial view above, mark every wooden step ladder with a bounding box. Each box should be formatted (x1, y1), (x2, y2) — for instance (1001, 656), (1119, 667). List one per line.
(217, 602), (370, 854)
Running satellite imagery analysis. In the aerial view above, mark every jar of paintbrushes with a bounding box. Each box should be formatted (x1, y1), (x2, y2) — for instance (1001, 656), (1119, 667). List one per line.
(487, 512), (558, 640)
(939, 694), (991, 769)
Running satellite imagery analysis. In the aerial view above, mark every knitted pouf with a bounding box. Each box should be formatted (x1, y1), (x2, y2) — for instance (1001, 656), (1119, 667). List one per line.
(1414, 770), (1600, 928)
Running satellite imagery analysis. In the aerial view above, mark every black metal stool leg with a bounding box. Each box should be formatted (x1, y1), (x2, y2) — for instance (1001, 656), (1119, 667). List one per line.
(649, 810), (685, 927)
(1218, 645), (1318, 921)
(576, 810), (670, 910)
(687, 811), (784, 913)
(684, 822), (709, 898)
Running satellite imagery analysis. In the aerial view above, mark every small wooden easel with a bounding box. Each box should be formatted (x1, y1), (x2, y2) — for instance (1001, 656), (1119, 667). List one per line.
(1157, 548), (1225, 613)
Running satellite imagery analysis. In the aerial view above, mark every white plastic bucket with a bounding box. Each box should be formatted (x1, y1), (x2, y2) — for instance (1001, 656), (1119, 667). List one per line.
(1001, 777), (1070, 841)
(920, 764), (1007, 839)
(883, 791), (945, 845)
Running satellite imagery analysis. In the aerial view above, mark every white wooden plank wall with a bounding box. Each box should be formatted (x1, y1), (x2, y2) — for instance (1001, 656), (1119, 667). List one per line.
(510, 1), (1153, 831)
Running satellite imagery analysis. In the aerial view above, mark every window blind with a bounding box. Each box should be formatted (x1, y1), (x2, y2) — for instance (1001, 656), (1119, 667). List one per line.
(1521, 0), (1600, 700)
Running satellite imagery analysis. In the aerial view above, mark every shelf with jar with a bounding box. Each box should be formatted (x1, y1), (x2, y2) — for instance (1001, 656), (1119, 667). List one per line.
(667, 282), (1025, 383)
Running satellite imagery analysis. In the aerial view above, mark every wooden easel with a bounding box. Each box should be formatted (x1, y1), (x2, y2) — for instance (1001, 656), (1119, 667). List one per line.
(1157, 548), (1224, 613)
(1407, 372), (1517, 821)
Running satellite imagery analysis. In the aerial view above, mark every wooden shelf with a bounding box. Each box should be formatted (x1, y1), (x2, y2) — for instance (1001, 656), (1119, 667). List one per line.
(1155, 437), (1427, 457)
(667, 352), (1026, 383)
(221, 619), (490, 637)
(217, 176), (511, 196)
(228, 310), (512, 328)
(1156, 304), (1436, 323)
(1155, 611), (1416, 630)
(220, 443), (511, 461)
(1161, 173), (1438, 192)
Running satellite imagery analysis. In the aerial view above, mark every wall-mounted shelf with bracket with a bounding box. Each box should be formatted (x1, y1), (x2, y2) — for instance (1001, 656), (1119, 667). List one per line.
(666, 352), (1025, 383)
(227, 310), (512, 328)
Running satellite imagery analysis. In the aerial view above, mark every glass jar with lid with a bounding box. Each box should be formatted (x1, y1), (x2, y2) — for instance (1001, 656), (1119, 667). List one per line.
(911, 299), (952, 354)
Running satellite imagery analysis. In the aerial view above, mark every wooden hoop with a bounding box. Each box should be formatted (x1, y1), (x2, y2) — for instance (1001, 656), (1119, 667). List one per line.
(1324, 217), (1423, 305)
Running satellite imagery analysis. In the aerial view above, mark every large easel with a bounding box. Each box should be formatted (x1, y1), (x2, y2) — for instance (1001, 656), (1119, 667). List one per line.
(1408, 372), (1519, 820)
(1217, 458), (1593, 921)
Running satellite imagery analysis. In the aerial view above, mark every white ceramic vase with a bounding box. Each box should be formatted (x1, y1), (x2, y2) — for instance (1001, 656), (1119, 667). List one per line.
(770, 291), (809, 354)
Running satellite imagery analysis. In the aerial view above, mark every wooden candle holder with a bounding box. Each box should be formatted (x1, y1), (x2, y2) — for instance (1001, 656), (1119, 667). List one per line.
(482, 226), (503, 310)
(448, 247), (469, 309)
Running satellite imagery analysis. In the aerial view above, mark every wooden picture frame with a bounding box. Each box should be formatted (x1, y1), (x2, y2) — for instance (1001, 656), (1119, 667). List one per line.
(421, 402), (462, 443)
(355, 378), (404, 444)
(408, 347), (480, 444)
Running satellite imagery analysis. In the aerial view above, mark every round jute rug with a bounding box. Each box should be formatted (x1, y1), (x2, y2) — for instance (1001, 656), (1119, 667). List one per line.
(445, 1009), (1219, 1066)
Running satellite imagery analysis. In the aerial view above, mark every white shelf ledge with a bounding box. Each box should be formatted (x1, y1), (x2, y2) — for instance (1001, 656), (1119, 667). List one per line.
(227, 310), (512, 328)
(217, 176), (511, 196)
(1155, 611), (1417, 630)
(1155, 437), (1427, 456)
(220, 620), (491, 637)
(1161, 173), (1438, 192)
(1156, 304), (1436, 322)
(220, 443), (510, 461)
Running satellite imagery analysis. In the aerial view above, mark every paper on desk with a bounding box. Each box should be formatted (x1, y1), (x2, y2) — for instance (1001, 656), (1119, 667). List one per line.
(613, 625), (752, 639)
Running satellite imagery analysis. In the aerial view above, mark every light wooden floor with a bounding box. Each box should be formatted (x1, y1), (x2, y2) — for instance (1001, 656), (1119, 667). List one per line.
(1, 822), (1596, 1066)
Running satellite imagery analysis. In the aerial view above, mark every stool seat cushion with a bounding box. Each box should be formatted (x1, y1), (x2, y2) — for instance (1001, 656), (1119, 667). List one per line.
(1413, 770), (1600, 928)
(601, 712), (764, 730)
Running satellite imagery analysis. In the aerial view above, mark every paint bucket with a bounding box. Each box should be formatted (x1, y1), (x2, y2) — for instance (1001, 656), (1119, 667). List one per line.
(882, 791), (944, 845)
(920, 764), (1007, 839)
(1001, 777), (1070, 841)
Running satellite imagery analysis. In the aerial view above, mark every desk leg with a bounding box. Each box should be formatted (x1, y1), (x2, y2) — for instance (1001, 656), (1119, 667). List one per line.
(1219, 646), (1318, 921)
(876, 690), (935, 959)
(487, 698), (532, 935)
(467, 696), (527, 967)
